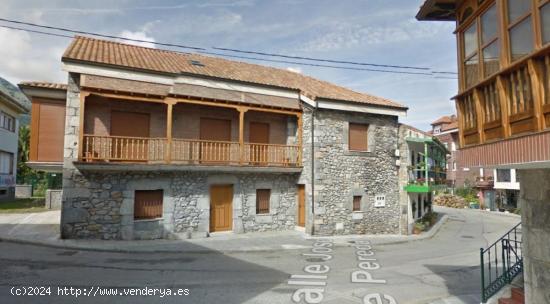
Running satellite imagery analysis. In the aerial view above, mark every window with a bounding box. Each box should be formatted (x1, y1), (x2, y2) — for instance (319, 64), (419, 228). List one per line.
(507, 0), (533, 61)
(463, 23), (479, 87)
(134, 190), (163, 220)
(0, 112), (15, 132)
(541, 2), (550, 45)
(0, 151), (14, 175)
(434, 126), (441, 134)
(352, 196), (361, 211)
(348, 123), (369, 151)
(481, 5), (500, 77)
(256, 189), (270, 214)
(453, 161), (457, 171)
(451, 141), (457, 151)
(496, 169), (512, 182)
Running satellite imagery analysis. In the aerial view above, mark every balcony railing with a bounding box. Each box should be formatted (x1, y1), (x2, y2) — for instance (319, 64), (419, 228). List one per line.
(405, 166), (447, 193)
(82, 134), (301, 167)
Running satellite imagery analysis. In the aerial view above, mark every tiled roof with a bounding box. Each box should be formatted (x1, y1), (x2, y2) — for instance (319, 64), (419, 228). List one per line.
(400, 123), (431, 137)
(19, 82), (68, 90)
(62, 36), (407, 110)
(431, 115), (454, 125)
(441, 121), (458, 132)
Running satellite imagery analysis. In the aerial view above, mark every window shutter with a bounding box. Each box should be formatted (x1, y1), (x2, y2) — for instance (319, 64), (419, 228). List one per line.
(353, 196), (361, 211)
(256, 189), (271, 214)
(349, 123), (369, 151)
(134, 190), (163, 219)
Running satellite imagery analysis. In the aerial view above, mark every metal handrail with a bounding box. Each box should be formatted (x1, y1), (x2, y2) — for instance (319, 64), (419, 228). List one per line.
(480, 222), (523, 303)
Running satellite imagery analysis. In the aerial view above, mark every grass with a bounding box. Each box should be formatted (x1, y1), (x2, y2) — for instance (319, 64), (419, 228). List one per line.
(0, 198), (48, 213)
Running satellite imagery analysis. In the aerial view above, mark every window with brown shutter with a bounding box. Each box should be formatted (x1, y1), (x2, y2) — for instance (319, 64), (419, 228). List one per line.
(353, 196), (362, 211)
(134, 190), (163, 220)
(349, 123), (369, 151)
(256, 189), (271, 214)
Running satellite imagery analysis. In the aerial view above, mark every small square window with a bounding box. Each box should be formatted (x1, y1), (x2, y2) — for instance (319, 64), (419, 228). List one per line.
(134, 190), (163, 220)
(256, 189), (271, 214)
(353, 196), (361, 211)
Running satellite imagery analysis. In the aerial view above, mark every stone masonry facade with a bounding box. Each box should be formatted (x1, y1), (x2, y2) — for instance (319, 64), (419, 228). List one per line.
(311, 109), (400, 235)
(61, 72), (401, 239)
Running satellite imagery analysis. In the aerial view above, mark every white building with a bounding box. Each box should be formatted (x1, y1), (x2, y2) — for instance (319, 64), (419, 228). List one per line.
(0, 77), (30, 202)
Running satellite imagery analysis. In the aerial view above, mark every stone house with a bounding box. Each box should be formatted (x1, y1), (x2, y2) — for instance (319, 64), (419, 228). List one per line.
(23, 36), (408, 240)
(0, 77), (30, 202)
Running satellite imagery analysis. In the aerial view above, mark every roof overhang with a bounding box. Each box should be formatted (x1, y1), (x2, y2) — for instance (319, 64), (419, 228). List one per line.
(316, 98), (407, 117)
(416, 0), (459, 21)
(18, 85), (67, 100)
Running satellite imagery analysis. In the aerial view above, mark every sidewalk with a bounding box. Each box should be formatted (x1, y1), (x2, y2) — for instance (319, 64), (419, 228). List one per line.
(0, 210), (449, 253)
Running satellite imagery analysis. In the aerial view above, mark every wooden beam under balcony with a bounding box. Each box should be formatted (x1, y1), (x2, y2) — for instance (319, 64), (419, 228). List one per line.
(165, 96), (302, 117)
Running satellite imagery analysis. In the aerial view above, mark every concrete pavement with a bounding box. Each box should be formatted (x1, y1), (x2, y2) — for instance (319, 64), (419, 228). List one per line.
(0, 208), (456, 253)
(0, 207), (520, 304)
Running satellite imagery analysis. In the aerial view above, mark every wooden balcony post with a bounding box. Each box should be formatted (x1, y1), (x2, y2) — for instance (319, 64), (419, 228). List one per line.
(238, 107), (247, 164)
(456, 101), (465, 148)
(496, 75), (511, 138)
(78, 91), (90, 161)
(165, 99), (175, 163)
(528, 59), (545, 131)
(473, 88), (485, 144)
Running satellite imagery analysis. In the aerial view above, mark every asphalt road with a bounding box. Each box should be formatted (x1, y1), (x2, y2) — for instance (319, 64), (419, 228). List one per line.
(0, 208), (519, 304)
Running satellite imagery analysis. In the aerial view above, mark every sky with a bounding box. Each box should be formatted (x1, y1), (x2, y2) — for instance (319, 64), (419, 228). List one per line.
(0, 0), (458, 131)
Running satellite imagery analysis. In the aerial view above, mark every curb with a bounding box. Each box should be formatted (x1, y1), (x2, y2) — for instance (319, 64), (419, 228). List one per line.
(0, 216), (450, 254)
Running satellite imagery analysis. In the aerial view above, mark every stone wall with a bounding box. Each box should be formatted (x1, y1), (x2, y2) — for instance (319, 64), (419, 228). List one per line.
(311, 109), (400, 235)
(518, 169), (550, 304)
(61, 170), (300, 240)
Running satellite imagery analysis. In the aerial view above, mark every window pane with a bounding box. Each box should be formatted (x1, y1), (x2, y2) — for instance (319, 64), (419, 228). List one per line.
(464, 54), (479, 88)
(481, 5), (498, 43)
(509, 17), (533, 61)
(497, 169), (511, 182)
(464, 23), (478, 57)
(483, 40), (500, 76)
(542, 3), (550, 44)
(507, 0), (531, 22)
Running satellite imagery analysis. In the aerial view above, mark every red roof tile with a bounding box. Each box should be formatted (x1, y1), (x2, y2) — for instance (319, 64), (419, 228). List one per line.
(62, 36), (407, 110)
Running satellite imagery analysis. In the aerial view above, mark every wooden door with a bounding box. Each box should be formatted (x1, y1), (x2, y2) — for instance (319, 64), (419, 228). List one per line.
(210, 185), (233, 232)
(200, 118), (232, 162)
(111, 111), (150, 161)
(297, 185), (305, 227)
(249, 122), (269, 164)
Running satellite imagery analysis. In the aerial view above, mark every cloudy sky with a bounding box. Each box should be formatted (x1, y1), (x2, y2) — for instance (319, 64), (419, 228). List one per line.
(0, 0), (458, 130)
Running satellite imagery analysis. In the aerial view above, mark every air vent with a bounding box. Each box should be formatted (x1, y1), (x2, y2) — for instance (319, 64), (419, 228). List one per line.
(189, 60), (205, 67)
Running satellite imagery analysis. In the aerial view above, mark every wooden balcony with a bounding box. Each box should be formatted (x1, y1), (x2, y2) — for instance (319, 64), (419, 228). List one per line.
(81, 135), (301, 167)
(456, 49), (550, 153)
